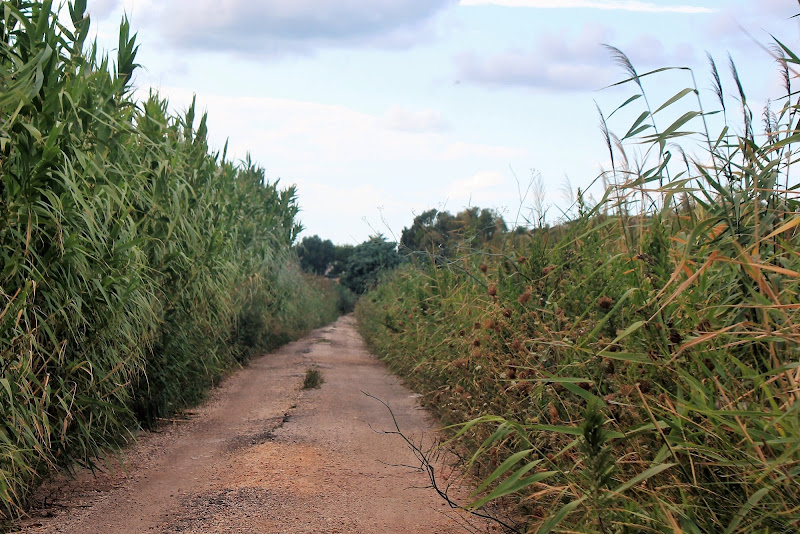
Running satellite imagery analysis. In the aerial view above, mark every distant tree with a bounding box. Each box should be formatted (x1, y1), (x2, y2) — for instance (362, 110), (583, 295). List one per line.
(400, 207), (507, 257)
(339, 235), (401, 294)
(400, 209), (447, 253)
(296, 235), (336, 275)
(330, 243), (355, 277)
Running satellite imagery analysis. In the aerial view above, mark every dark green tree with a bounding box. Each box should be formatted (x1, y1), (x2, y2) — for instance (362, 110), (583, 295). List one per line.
(296, 235), (336, 275)
(400, 207), (507, 256)
(400, 209), (448, 253)
(330, 243), (355, 277)
(339, 236), (401, 294)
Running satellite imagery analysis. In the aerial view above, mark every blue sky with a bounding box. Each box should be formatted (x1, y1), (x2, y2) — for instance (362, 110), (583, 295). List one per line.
(85, 0), (799, 244)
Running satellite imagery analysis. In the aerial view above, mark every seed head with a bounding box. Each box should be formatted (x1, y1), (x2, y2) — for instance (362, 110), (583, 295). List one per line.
(597, 296), (613, 310)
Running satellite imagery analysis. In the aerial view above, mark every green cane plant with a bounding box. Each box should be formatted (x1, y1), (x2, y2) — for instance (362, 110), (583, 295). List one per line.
(0, 1), (342, 520)
(358, 19), (800, 533)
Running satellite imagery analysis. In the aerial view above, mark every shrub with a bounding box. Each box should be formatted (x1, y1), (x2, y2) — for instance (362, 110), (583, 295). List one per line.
(302, 368), (325, 390)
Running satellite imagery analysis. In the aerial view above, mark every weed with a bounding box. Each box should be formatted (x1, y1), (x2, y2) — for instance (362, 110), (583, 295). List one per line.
(303, 368), (325, 389)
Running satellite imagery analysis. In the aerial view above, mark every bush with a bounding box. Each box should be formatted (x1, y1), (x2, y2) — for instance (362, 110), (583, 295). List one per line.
(302, 368), (325, 389)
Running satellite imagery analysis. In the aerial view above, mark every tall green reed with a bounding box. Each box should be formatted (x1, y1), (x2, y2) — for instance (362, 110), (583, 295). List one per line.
(358, 26), (800, 534)
(0, 1), (340, 520)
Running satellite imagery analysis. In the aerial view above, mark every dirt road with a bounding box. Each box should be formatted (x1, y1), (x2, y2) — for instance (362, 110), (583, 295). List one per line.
(13, 316), (495, 534)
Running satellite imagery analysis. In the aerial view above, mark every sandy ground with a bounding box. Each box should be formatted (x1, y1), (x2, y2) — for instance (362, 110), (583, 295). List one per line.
(11, 316), (501, 534)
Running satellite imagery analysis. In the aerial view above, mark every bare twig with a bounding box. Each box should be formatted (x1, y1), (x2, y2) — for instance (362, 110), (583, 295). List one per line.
(362, 391), (523, 534)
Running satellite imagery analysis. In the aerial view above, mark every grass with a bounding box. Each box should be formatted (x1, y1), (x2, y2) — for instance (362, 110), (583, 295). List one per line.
(0, 1), (343, 521)
(302, 368), (325, 390)
(356, 24), (800, 534)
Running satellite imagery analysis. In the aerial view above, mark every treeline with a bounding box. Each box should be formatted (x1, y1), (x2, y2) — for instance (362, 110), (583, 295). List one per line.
(356, 37), (800, 534)
(296, 234), (402, 296)
(297, 206), (506, 294)
(0, 1), (341, 519)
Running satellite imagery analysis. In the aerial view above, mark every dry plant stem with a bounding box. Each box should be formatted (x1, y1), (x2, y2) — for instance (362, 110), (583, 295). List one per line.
(362, 392), (523, 534)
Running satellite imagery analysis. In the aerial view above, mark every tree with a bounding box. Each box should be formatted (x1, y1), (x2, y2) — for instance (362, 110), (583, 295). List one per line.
(296, 235), (336, 275)
(330, 243), (354, 277)
(339, 236), (401, 294)
(400, 207), (507, 257)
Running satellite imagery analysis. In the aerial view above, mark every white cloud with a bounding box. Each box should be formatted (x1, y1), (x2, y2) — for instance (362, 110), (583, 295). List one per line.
(442, 171), (516, 211)
(86, 0), (119, 20)
(441, 142), (525, 160)
(457, 49), (615, 90)
(624, 34), (696, 66)
(455, 24), (617, 90)
(447, 171), (507, 195)
(459, 0), (715, 13)
(456, 23), (698, 91)
(709, 1), (799, 45)
(139, 85), (526, 180)
(294, 181), (403, 243)
(382, 106), (449, 132)
(135, 0), (456, 57)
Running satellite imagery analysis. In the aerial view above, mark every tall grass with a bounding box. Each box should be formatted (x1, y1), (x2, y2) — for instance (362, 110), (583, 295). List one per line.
(358, 27), (800, 534)
(0, 1), (340, 520)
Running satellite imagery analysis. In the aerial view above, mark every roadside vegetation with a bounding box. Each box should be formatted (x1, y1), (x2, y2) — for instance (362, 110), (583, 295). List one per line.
(302, 367), (325, 390)
(357, 24), (800, 534)
(0, 1), (343, 520)
(296, 233), (400, 301)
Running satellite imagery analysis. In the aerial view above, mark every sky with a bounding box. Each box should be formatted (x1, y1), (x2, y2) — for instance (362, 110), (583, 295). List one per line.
(82, 0), (800, 244)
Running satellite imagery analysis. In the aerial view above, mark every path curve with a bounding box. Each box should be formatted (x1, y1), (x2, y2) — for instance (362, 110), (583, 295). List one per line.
(13, 316), (495, 534)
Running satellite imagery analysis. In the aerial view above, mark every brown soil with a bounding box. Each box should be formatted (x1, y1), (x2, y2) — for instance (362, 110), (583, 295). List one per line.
(11, 316), (500, 534)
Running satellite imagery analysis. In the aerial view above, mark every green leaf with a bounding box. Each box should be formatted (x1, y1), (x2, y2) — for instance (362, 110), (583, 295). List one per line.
(623, 111), (651, 139)
(660, 111), (702, 138)
(724, 487), (772, 534)
(0, 378), (12, 400)
(607, 94), (642, 119)
(472, 448), (536, 495)
(581, 288), (636, 344)
(653, 88), (696, 115)
(470, 465), (556, 509)
(611, 463), (675, 496)
(537, 496), (587, 534)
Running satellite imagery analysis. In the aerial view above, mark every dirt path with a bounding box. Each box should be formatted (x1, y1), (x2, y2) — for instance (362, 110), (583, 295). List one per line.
(13, 316), (496, 534)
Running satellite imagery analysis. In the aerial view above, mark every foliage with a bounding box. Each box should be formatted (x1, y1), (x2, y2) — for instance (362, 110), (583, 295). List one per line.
(0, 1), (340, 519)
(333, 282), (358, 314)
(357, 31), (800, 534)
(302, 367), (325, 389)
(339, 235), (402, 294)
(400, 207), (507, 258)
(296, 234), (336, 275)
(330, 243), (355, 277)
